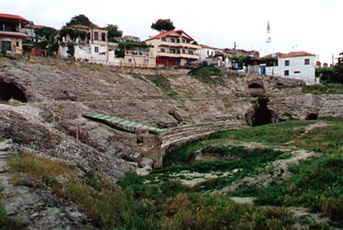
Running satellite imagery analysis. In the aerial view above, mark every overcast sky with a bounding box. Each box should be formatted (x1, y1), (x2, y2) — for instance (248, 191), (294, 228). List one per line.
(2, 0), (342, 64)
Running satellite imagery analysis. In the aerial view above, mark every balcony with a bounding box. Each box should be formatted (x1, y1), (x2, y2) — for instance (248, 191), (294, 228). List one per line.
(157, 51), (199, 60)
(159, 41), (200, 50)
(126, 50), (155, 57)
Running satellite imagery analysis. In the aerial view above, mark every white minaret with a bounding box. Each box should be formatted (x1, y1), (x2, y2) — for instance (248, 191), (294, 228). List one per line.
(266, 20), (272, 56)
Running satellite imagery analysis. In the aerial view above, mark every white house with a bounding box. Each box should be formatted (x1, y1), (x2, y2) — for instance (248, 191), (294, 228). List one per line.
(265, 51), (318, 85)
(197, 44), (223, 65)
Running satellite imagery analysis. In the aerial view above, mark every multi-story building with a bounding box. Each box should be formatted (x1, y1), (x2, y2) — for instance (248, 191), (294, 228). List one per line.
(0, 13), (29, 55)
(58, 25), (114, 62)
(145, 30), (200, 67)
(265, 51), (318, 85)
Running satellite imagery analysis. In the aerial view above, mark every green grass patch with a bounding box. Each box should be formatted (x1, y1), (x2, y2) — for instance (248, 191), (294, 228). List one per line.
(188, 66), (224, 84)
(255, 156), (343, 227)
(160, 147), (284, 174)
(302, 83), (343, 94)
(208, 120), (311, 145)
(148, 74), (177, 96)
(163, 142), (200, 167)
(157, 145), (288, 192)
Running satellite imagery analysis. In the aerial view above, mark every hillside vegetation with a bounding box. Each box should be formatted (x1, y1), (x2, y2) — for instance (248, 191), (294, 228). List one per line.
(2, 118), (343, 229)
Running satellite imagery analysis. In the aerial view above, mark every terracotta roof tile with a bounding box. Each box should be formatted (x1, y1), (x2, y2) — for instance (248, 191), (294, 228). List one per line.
(70, 25), (90, 29)
(264, 51), (315, 59)
(146, 30), (195, 41)
(280, 51), (315, 58)
(0, 13), (29, 22)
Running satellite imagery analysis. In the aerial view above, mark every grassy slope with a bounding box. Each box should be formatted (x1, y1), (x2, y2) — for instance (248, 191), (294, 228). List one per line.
(4, 119), (343, 229)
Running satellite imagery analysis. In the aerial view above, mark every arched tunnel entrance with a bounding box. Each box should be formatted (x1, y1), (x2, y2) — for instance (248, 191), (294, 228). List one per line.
(249, 82), (264, 89)
(306, 113), (318, 120)
(245, 98), (278, 126)
(0, 82), (27, 102)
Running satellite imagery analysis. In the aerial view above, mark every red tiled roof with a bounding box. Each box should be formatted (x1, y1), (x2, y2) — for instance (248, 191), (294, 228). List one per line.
(146, 30), (195, 42)
(264, 51), (315, 59)
(71, 25), (90, 29)
(70, 25), (106, 30)
(279, 51), (315, 58)
(24, 25), (45, 28)
(0, 13), (29, 22)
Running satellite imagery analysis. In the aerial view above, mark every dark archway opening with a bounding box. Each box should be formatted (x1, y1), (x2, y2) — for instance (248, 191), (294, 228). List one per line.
(249, 83), (263, 89)
(252, 98), (272, 126)
(245, 98), (277, 126)
(0, 82), (27, 102)
(306, 113), (318, 120)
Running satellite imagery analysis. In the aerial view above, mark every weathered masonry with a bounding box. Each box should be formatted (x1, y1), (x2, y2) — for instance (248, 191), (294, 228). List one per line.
(84, 113), (242, 168)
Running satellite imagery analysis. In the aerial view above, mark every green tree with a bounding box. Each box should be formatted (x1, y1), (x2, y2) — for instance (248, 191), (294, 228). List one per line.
(151, 19), (175, 32)
(66, 14), (95, 27)
(330, 52), (343, 83)
(106, 24), (123, 42)
(316, 67), (334, 83)
(34, 26), (57, 43)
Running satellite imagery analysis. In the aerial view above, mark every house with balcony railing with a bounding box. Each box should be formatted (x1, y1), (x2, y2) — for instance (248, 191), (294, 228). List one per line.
(0, 13), (29, 55)
(145, 30), (200, 67)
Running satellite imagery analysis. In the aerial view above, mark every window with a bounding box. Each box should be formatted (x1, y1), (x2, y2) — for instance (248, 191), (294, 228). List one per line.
(160, 48), (165, 53)
(144, 59), (149, 64)
(101, 32), (106, 41)
(284, 70), (289, 76)
(177, 39), (180, 43)
(128, 58), (132, 63)
(294, 71), (301, 74)
(1, 41), (11, 52)
(161, 37), (166, 41)
(170, 38), (175, 43)
(94, 32), (98, 40)
(16, 42), (19, 47)
(182, 39), (186, 43)
(170, 49), (176, 53)
(207, 51), (209, 56)
(182, 50), (186, 54)
(94, 46), (99, 53)
(188, 50), (194, 55)
(304, 59), (310, 65)
(285, 60), (290, 66)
